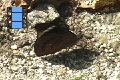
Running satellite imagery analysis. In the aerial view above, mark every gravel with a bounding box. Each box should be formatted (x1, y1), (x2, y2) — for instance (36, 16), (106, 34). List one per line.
(0, 0), (120, 80)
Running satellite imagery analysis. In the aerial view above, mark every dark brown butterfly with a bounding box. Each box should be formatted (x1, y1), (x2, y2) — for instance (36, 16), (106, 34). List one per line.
(34, 19), (79, 56)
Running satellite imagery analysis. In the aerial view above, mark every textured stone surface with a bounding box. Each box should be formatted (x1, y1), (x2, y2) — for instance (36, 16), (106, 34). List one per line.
(79, 0), (117, 9)
(27, 3), (60, 28)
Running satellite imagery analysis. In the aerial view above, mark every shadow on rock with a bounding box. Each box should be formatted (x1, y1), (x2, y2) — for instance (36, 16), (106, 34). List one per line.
(42, 48), (100, 70)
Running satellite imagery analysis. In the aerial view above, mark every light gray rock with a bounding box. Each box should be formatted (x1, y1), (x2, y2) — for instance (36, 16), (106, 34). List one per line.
(10, 65), (19, 71)
(27, 3), (60, 28)
(10, 44), (18, 49)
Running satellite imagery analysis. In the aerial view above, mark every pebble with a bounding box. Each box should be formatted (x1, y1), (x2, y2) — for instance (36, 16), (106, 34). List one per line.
(95, 43), (100, 47)
(13, 36), (19, 40)
(58, 68), (67, 75)
(11, 58), (18, 64)
(67, 70), (73, 74)
(109, 48), (113, 53)
(109, 53), (114, 57)
(10, 65), (19, 71)
(13, 50), (19, 53)
(102, 43), (107, 47)
(29, 50), (35, 56)
(37, 68), (44, 74)
(11, 44), (18, 49)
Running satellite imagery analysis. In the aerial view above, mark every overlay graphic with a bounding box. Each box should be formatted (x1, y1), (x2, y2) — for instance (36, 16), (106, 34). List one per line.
(7, 7), (27, 29)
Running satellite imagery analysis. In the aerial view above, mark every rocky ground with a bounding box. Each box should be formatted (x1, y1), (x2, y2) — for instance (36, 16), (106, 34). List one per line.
(0, 0), (120, 80)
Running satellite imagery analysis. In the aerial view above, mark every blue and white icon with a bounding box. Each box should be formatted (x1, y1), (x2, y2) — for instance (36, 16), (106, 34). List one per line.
(7, 7), (27, 29)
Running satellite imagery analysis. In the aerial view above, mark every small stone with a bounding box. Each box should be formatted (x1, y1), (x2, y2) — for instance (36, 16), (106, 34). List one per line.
(100, 25), (106, 30)
(104, 49), (108, 53)
(84, 33), (93, 39)
(96, 34), (110, 44)
(13, 36), (19, 40)
(37, 68), (44, 74)
(29, 50), (35, 56)
(112, 41), (120, 54)
(0, 17), (2, 21)
(95, 43), (100, 47)
(13, 50), (19, 53)
(58, 67), (67, 75)
(67, 70), (73, 74)
(109, 48), (113, 53)
(100, 43), (107, 48)
(85, 0), (90, 5)
(11, 59), (18, 64)
(21, 59), (26, 65)
(11, 65), (19, 71)
(40, 64), (45, 68)
(31, 66), (39, 69)
(103, 43), (107, 47)
(109, 53), (114, 57)
(47, 69), (52, 74)
(47, 63), (52, 66)
(11, 44), (18, 49)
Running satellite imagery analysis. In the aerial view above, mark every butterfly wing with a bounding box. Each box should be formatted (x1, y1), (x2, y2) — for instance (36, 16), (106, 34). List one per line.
(34, 26), (78, 56)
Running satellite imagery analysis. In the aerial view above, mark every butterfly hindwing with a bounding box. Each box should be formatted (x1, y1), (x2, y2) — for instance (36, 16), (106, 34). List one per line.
(34, 26), (78, 56)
